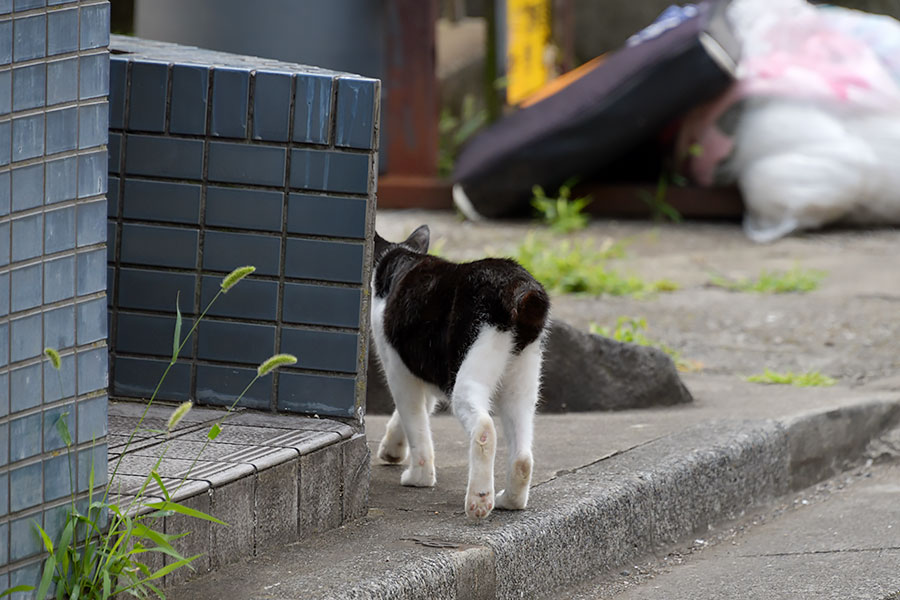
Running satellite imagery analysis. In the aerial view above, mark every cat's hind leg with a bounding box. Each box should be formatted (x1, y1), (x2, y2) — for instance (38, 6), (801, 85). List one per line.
(452, 327), (513, 521)
(383, 361), (436, 487)
(496, 339), (543, 510)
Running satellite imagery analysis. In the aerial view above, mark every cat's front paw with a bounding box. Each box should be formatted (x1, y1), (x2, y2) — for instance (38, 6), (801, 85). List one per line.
(378, 438), (408, 464)
(400, 462), (436, 487)
(465, 488), (494, 521)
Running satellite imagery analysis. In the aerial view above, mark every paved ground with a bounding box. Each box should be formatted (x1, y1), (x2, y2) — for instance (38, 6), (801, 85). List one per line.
(559, 461), (900, 600)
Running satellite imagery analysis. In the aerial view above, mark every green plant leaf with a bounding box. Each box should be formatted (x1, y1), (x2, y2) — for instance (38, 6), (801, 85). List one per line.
(102, 571), (112, 599)
(172, 291), (183, 363)
(43, 347), (61, 370)
(145, 501), (227, 526)
(208, 423), (221, 441)
(34, 521), (54, 554)
(54, 412), (72, 448)
(150, 470), (172, 502)
(0, 585), (36, 597)
(35, 555), (56, 600)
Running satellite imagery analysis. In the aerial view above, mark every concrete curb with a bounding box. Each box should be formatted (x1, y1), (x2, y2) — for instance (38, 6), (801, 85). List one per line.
(336, 400), (900, 599)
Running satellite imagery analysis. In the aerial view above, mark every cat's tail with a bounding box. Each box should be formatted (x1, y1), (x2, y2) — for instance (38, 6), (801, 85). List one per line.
(509, 282), (550, 341)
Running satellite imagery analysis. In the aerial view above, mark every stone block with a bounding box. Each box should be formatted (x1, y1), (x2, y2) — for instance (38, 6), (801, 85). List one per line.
(298, 443), (342, 536)
(165, 491), (212, 587)
(255, 459), (299, 551)
(341, 433), (370, 523)
(208, 477), (254, 569)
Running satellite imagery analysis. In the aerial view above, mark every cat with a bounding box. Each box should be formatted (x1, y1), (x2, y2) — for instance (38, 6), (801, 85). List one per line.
(370, 225), (550, 520)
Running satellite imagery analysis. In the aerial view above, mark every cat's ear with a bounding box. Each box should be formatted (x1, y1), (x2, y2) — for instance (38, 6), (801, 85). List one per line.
(404, 225), (430, 254)
(374, 232), (390, 261)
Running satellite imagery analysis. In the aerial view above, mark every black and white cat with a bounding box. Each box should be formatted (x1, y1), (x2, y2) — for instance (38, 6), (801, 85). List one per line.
(370, 225), (550, 520)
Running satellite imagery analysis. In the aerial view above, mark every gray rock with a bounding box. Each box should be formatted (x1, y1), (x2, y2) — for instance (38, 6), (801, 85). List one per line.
(364, 319), (692, 414)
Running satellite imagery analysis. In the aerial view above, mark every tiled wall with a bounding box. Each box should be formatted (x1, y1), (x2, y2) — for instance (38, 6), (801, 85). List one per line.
(0, 0), (110, 594)
(107, 37), (379, 420)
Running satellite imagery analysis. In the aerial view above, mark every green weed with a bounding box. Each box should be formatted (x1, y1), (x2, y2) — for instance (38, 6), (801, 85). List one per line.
(4, 266), (297, 600)
(745, 368), (836, 387)
(531, 181), (592, 233)
(438, 95), (487, 177)
(589, 317), (701, 372)
(710, 266), (826, 293)
(511, 235), (676, 297)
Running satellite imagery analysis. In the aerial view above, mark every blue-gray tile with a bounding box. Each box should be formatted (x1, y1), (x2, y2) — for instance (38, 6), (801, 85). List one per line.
(43, 304), (75, 351)
(0, 19), (10, 66)
(13, 14), (46, 62)
(9, 411), (40, 462)
(43, 402), (73, 452)
(109, 56), (127, 129)
(10, 465), (42, 512)
(77, 443), (107, 491)
(43, 503), (69, 547)
(0, 170), (8, 215)
(43, 254), (75, 303)
(79, 51), (108, 99)
(0, 321), (6, 366)
(211, 67), (249, 138)
(10, 363), (40, 413)
(106, 265), (114, 302)
(205, 185), (283, 232)
(108, 131), (121, 175)
(76, 346), (106, 394)
(46, 155), (76, 204)
(196, 364), (271, 410)
(113, 356), (192, 402)
(47, 7), (78, 55)
(0, 119), (9, 168)
(76, 297), (106, 344)
(11, 212), (42, 262)
(124, 135), (203, 180)
(11, 263), (42, 312)
(283, 282), (361, 328)
(43, 352), (75, 402)
(9, 313), (41, 363)
(106, 221), (114, 261)
(203, 230), (280, 277)
(47, 57), (78, 105)
(284, 238), (364, 284)
(200, 274), (277, 321)
(10, 560), (42, 596)
(335, 78), (377, 149)
(116, 311), (192, 358)
(78, 102), (108, 150)
(9, 510), (42, 560)
(0, 71), (9, 117)
(76, 248), (106, 295)
(0, 271), (8, 317)
(0, 422), (6, 465)
(76, 199), (108, 246)
(287, 193), (366, 239)
(107, 175), (119, 216)
(207, 141), (285, 187)
(128, 60), (168, 133)
(13, 0), (45, 9)
(77, 394), (106, 443)
(290, 149), (369, 195)
(44, 205), (75, 254)
(0, 472), (6, 516)
(277, 372), (356, 417)
(122, 178), (200, 224)
(0, 372), (7, 418)
(43, 453), (74, 502)
(117, 268), (194, 314)
(170, 63), (208, 135)
(11, 113), (44, 163)
(0, 222), (8, 266)
(120, 223), (198, 269)
(253, 70), (292, 142)
(77, 151), (107, 198)
(197, 319), (274, 365)
(79, 2), (109, 50)
(11, 64), (45, 112)
(281, 327), (358, 374)
(45, 106), (78, 155)
(293, 73), (333, 145)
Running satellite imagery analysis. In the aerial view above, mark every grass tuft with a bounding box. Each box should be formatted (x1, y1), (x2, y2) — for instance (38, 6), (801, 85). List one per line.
(589, 317), (701, 372)
(745, 368), (836, 387)
(710, 266), (826, 293)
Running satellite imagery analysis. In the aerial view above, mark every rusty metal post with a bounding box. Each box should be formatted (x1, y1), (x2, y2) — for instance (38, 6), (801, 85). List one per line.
(378, 0), (454, 209)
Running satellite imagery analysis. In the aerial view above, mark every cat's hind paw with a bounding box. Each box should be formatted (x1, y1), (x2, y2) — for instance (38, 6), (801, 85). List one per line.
(465, 488), (494, 521)
(400, 462), (436, 487)
(495, 489), (527, 510)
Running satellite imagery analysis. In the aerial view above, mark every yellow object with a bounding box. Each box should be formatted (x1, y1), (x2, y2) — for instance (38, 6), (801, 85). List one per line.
(506, 0), (552, 105)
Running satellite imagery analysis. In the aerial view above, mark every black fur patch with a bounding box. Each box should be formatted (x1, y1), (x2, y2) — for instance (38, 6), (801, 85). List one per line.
(373, 230), (550, 395)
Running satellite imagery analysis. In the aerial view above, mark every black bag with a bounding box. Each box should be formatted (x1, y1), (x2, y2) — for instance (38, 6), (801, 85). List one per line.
(452, 0), (740, 219)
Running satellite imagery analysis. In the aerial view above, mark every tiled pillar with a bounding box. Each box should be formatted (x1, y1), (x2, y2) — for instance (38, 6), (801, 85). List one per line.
(107, 37), (379, 421)
(0, 0), (110, 594)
